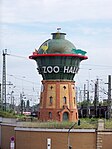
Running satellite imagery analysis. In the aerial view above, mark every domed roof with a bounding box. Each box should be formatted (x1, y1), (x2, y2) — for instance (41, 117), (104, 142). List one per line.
(37, 32), (76, 54)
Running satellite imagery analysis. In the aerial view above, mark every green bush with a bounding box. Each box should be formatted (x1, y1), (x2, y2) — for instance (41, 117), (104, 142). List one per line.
(0, 110), (17, 118)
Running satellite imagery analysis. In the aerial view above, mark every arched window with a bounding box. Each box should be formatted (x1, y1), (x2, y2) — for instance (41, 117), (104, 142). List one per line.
(63, 112), (69, 121)
(63, 96), (67, 104)
(76, 112), (78, 119)
(49, 112), (52, 119)
(74, 97), (76, 104)
(49, 96), (53, 105)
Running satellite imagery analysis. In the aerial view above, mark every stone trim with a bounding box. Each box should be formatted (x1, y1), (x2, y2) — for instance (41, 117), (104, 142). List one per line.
(14, 127), (96, 132)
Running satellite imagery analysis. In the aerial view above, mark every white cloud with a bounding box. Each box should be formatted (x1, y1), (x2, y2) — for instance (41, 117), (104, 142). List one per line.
(1, 0), (112, 23)
(1, 0), (112, 96)
(0, 24), (50, 54)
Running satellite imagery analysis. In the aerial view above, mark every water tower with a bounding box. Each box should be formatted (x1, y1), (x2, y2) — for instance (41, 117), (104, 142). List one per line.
(29, 29), (88, 122)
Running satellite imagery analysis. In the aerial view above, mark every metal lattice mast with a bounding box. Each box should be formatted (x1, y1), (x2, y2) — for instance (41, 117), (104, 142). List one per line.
(94, 78), (98, 117)
(0, 83), (1, 109)
(107, 75), (111, 119)
(2, 49), (7, 110)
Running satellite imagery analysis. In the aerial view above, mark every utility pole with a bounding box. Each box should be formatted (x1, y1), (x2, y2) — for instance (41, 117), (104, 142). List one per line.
(83, 84), (86, 100)
(0, 83), (1, 109)
(107, 75), (111, 119)
(20, 93), (25, 114)
(75, 87), (78, 102)
(2, 49), (7, 111)
(79, 89), (82, 102)
(10, 91), (14, 110)
(86, 80), (90, 117)
(86, 80), (90, 102)
(94, 79), (98, 117)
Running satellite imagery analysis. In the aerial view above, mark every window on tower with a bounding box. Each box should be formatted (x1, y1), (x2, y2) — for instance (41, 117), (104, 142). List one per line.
(50, 86), (53, 89)
(63, 96), (67, 104)
(49, 112), (52, 119)
(63, 86), (66, 89)
(49, 96), (53, 105)
(74, 97), (76, 104)
(76, 112), (78, 119)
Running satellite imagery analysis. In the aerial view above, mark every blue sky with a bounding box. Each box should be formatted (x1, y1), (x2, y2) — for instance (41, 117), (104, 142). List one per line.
(0, 0), (112, 104)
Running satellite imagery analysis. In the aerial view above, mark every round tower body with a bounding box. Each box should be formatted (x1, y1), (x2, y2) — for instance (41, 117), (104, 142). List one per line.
(29, 31), (88, 122)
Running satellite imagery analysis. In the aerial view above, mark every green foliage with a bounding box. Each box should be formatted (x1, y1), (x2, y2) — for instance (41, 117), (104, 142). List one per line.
(105, 119), (112, 129)
(78, 118), (98, 129)
(0, 109), (26, 119)
(19, 118), (98, 129)
(102, 101), (108, 106)
(78, 100), (91, 107)
(20, 121), (74, 128)
(0, 110), (16, 118)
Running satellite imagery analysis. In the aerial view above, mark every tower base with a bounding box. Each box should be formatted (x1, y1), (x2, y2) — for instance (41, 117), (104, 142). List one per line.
(39, 80), (78, 122)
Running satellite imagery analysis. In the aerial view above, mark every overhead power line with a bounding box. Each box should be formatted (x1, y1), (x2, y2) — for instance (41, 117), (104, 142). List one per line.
(7, 74), (41, 85)
(8, 54), (28, 59)
(1, 51), (112, 69)
(82, 63), (112, 68)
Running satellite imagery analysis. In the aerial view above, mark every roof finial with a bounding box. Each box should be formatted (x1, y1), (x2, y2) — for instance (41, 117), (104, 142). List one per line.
(57, 27), (61, 32)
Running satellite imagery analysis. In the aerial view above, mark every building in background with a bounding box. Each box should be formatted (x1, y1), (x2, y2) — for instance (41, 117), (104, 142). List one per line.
(29, 30), (88, 122)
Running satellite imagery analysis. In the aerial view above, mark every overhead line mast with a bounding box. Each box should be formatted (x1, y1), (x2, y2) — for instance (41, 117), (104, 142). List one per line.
(2, 49), (7, 110)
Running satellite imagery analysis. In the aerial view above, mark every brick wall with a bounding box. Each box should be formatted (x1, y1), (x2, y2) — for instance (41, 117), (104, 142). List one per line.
(1, 123), (112, 149)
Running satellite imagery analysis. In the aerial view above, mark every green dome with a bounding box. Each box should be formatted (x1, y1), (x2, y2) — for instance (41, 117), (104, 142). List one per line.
(29, 31), (88, 81)
(38, 32), (76, 54)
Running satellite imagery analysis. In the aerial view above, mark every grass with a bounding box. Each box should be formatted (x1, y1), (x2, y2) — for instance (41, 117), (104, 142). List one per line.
(18, 118), (98, 129)
(0, 110), (17, 118)
(0, 110), (28, 120)
(1, 110), (112, 129)
(19, 118), (112, 129)
(104, 119), (112, 129)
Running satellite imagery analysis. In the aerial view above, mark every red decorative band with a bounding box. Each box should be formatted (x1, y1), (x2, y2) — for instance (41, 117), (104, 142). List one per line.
(29, 53), (88, 60)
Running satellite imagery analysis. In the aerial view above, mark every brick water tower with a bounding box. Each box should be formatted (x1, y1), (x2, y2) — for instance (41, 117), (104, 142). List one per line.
(29, 29), (88, 122)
